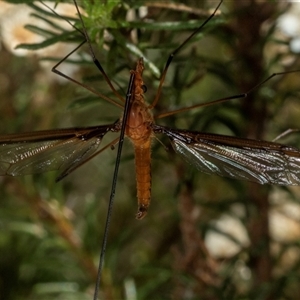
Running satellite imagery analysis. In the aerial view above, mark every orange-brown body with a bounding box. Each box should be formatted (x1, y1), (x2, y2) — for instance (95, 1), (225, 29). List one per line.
(124, 58), (153, 219)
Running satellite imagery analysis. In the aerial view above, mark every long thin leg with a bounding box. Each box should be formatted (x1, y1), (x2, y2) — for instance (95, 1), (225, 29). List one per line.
(56, 136), (120, 182)
(40, 1), (135, 295)
(72, 0), (126, 104)
(272, 128), (300, 142)
(41, 1), (125, 107)
(93, 73), (135, 300)
(154, 70), (300, 119)
(51, 40), (123, 108)
(149, 0), (223, 109)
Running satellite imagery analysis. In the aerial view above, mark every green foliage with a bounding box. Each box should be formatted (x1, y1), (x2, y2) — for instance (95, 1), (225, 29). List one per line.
(1, 1), (300, 300)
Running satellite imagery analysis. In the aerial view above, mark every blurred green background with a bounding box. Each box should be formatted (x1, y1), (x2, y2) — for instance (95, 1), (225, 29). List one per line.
(1, 1), (300, 299)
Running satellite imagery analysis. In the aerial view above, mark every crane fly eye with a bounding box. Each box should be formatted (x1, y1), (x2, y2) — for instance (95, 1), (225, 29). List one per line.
(142, 84), (147, 93)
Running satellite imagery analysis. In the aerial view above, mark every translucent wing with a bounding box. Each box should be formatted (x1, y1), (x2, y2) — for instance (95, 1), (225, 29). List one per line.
(153, 125), (300, 185)
(0, 124), (117, 179)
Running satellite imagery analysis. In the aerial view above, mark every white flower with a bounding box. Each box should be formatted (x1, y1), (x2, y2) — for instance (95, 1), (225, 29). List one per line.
(0, 2), (84, 82)
(277, 2), (300, 53)
(205, 207), (250, 258)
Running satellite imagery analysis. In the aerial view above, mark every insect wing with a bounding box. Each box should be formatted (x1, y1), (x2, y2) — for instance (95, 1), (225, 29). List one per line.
(154, 125), (300, 185)
(0, 125), (115, 178)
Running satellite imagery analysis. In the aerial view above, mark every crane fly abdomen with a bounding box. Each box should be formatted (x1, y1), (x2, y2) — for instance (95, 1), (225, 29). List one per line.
(134, 141), (152, 219)
(125, 58), (154, 219)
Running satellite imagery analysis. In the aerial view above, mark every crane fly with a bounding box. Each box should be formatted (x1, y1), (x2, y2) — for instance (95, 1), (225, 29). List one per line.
(2, 1), (300, 298)
(1, 0), (300, 221)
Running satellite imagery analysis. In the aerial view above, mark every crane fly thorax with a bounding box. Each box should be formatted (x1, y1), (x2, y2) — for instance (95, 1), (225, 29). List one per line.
(126, 100), (153, 143)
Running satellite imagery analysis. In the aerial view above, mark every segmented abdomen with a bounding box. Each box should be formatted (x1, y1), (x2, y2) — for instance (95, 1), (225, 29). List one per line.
(134, 139), (151, 219)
